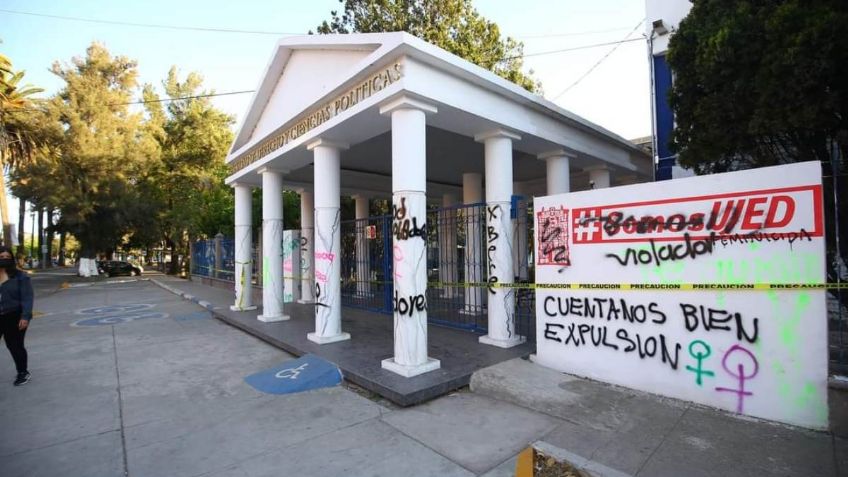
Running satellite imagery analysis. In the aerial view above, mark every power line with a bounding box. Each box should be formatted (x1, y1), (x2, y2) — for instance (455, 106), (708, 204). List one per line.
(550, 19), (646, 100)
(120, 90), (255, 106)
(13, 90), (257, 112)
(515, 26), (637, 39)
(503, 37), (643, 61)
(0, 8), (303, 36)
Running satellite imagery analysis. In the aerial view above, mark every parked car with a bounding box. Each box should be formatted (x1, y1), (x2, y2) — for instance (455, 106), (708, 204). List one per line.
(99, 260), (144, 277)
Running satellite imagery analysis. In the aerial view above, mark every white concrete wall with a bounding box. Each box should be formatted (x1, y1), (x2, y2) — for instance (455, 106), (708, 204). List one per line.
(534, 162), (827, 429)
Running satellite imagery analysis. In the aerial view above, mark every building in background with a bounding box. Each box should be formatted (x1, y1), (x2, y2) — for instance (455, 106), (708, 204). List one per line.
(645, 0), (692, 180)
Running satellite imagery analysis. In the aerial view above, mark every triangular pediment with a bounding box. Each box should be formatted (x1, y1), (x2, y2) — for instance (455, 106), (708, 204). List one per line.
(230, 34), (405, 155)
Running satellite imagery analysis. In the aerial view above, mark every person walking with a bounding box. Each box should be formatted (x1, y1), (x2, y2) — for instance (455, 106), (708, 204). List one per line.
(0, 246), (34, 386)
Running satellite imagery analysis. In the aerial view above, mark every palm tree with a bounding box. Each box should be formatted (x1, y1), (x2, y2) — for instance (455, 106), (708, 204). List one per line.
(0, 53), (44, 249)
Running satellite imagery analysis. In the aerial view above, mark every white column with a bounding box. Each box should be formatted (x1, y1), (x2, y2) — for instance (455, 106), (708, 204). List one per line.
(539, 149), (573, 195)
(476, 129), (525, 348)
(587, 166), (611, 189)
(438, 193), (458, 298)
(353, 194), (371, 297)
(379, 95), (440, 377)
(257, 168), (289, 322)
(512, 182), (529, 281)
(307, 139), (350, 344)
(231, 183), (257, 311)
(461, 172), (484, 315)
(283, 229), (301, 303)
(297, 189), (315, 304)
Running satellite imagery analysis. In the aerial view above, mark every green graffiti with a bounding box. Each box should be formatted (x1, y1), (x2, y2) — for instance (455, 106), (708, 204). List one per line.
(778, 292), (810, 350)
(685, 340), (715, 386)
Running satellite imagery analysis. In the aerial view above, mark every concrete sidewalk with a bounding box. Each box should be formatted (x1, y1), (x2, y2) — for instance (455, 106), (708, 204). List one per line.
(153, 275), (848, 476)
(472, 358), (847, 477)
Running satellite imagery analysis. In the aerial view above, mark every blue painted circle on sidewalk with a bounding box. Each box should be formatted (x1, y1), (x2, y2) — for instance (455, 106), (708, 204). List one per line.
(76, 304), (153, 315)
(245, 354), (342, 395)
(72, 310), (168, 327)
(71, 303), (167, 327)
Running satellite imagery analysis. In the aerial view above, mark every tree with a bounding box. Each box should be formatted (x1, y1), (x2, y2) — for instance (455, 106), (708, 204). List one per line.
(315, 0), (541, 92)
(141, 67), (235, 274)
(666, 0), (848, 173)
(40, 43), (156, 261)
(666, 0), (848, 291)
(0, 52), (45, 248)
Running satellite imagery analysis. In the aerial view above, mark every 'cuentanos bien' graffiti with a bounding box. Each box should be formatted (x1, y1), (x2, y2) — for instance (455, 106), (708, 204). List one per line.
(533, 162), (828, 430)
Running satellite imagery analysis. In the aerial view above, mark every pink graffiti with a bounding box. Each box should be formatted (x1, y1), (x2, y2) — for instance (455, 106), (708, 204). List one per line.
(714, 344), (759, 413)
(393, 245), (403, 280)
(315, 270), (328, 283)
(315, 251), (335, 261)
(283, 259), (292, 273)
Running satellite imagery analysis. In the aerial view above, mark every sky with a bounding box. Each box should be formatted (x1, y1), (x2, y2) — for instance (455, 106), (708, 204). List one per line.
(1, 0), (650, 236)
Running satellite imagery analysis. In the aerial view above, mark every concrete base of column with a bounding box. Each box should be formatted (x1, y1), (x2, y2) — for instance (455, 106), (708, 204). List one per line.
(258, 313), (290, 323)
(307, 331), (351, 345)
(381, 357), (441, 378)
(229, 305), (257, 312)
(478, 334), (526, 348)
(297, 298), (315, 304)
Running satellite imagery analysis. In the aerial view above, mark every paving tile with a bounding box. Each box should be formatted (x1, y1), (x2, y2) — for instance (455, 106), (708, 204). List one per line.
(235, 419), (475, 477)
(381, 392), (559, 474)
(637, 407), (837, 477)
(3, 429), (123, 477)
(126, 387), (383, 477)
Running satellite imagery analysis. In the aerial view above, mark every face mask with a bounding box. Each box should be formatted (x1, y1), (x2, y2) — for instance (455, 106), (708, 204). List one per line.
(0, 258), (15, 269)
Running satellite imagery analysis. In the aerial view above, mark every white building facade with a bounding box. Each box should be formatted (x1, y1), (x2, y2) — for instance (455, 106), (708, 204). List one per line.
(224, 32), (652, 377)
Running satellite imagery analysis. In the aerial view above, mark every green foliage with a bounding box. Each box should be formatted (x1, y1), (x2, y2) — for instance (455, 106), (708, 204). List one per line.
(14, 43), (155, 256)
(315, 0), (541, 92)
(10, 44), (236, 265)
(666, 0), (848, 174)
(139, 66), (235, 267)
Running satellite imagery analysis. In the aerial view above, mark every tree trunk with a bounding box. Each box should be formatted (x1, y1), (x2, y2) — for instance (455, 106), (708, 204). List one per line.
(37, 207), (44, 269)
(16, 199), (25, 263)
(0, 174), (13, 248)
(168, 239), (178, 275)
(59, 231), (66, 266)
(46, 207), (54, 268)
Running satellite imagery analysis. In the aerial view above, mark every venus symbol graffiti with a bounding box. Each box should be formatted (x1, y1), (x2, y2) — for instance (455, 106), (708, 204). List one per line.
(71, 303), (168, 327)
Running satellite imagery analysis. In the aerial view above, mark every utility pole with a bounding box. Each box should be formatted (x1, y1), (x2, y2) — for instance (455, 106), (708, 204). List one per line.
(37, 207), (44, 269)
(29, 210), (35, 265)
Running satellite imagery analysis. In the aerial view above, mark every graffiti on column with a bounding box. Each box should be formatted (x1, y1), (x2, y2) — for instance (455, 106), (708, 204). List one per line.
(392, 196), (428, 240)
(392, 195), (427, 317)
(314, 209), (340, 336)
(487, 204), (515, 338)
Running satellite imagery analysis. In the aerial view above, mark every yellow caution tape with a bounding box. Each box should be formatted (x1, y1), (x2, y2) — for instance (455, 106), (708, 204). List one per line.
(194, 266), (848, 291)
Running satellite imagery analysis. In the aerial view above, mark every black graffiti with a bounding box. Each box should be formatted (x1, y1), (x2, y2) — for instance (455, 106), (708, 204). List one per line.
(606, 232), (715, 267)
(314, 282), (330, 315)
(392, 197), (428, 241)
(680, 304), (759, 343)
(715, 228), (812, 251)
(540, 217), (568, 264)
(584, 203), (743, 237)
(544, 322), (681, 370)
(393, 291), (426, 317)
(542, 296), (667, 324)
(486, 206), (501, 295)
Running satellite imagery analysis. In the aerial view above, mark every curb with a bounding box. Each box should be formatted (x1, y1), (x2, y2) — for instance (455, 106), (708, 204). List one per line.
(64, 277), (150, 289)
(150, 278), (218, 313)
